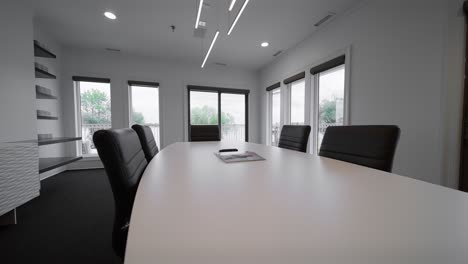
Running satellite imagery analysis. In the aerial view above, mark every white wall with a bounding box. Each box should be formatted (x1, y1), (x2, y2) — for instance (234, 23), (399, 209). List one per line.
(60, 48), (260, 168)
(259, 0), (461, 186)
(0, 0), (36, 143)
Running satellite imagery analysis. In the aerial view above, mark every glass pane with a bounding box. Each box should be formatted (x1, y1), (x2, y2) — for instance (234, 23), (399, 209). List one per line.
(271, 89), (281, 146)
(79, 81), (111, 156)
(317, 65), (345, 150)
(290, 79), (305, 125)
(221, 93), (245, 142)
(131, 85), (160, 147)
(190, 91), (218, 125)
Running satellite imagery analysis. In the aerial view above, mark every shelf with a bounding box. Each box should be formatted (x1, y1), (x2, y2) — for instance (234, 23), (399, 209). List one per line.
(36, 91), (57, 99)
(34, 40), (56, 58)
(35, 68), (56, 79)
(38, 137), (82, 146)
(37, 115), (58, 120)
(9, 137), (82, 145)
(39, 157), (83, 173)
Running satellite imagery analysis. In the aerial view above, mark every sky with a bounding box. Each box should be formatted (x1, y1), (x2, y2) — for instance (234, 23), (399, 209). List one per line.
(131, 86), (159, 124)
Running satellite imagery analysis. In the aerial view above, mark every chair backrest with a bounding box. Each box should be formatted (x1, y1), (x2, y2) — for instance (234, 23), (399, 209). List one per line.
(93, 128), (148, 257)
(319, 125), (400, 172)
(190, 125), (220, 142)
(278, 125), (311, 153)
(132, 124), (159, 162)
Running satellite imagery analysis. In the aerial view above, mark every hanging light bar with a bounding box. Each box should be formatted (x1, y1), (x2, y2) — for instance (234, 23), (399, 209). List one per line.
(195, 0), (204, 29)
(228, 0), (237, 11)
(201, 31), (220, 68)
(227, 0), (250, 35)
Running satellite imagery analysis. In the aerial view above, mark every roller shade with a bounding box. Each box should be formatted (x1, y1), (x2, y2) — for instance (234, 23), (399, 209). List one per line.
(72, 76), (110, 83)
(128, 80), (159, 87)
(266, 82), (281, 91)
(283, 72), (305, 85)
(187, 85), (250, 95)
(310, 55), (345, 75)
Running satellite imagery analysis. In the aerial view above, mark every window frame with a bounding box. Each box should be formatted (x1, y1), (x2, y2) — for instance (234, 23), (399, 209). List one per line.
(311, 59), (349, 154)
(187, 85), (250, 142)
(73, 76), (112, 158)
(288, 78), (307, 126)
(267, 87), (283, 146)
(128, 80), (162, 148)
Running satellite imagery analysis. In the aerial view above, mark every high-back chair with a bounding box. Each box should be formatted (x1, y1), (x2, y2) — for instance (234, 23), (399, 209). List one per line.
(132, 124), (159, 162)
(190, 125), (220, 142)
(278, 125), (311, 153)
(319, 125), (400, 172)
(93, 128), (148, 259)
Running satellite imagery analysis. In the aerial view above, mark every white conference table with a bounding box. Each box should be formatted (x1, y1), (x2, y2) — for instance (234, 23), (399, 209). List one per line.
(125, 142), (468, 264)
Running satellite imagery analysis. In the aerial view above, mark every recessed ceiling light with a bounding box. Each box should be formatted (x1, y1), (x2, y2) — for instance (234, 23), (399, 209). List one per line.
(261, 42), (269, 47)
(104, 12), (117, 20)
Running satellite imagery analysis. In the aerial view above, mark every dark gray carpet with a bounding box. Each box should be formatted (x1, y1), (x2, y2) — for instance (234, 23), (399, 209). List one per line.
(0, 169), (118, 264)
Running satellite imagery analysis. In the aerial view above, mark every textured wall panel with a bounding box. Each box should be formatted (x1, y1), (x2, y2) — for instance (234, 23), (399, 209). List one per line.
(0, 143), (39, 216)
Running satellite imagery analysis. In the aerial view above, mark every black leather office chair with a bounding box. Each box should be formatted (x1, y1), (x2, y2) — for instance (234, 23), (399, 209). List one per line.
(132, 124), (159, 162)
(190, 125), (220, 142)
(93, 129), (148, 259)
(319, 125), (400, 172)
(278, 125), (311, 153)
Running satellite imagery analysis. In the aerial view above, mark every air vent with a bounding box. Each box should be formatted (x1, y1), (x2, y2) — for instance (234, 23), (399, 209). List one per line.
(105, 48), (121, 52)
(273, 50), (283, 57)
(215, 62), (227, 66)
(314, 12), (336, 27)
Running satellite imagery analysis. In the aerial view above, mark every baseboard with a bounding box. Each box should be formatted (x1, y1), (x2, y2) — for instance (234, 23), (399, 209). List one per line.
(40, 167), (67, 181)
(66, 158), (103, 170)
(66, 167), (104, 171)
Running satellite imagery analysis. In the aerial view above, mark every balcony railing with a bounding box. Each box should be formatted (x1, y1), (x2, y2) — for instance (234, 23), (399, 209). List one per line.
(81, 123), (160, 155)
(221, 124), (246, 142)
(270, 123), (341, 147)
(319, 122), (340, 134)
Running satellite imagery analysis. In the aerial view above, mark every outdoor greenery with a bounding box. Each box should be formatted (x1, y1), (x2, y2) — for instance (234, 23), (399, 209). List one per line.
(191, 106), (234, 125)
(81, 89), (145, 124)
(319, 99), (337, 123)
(132, 111), (145, 124)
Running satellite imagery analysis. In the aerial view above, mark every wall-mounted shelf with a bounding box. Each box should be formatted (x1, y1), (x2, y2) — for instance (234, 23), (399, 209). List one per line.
(35, 68), (56, 79)
(37, 115), (58, 120)
(38, 137), (82, 146)
(34, 41), (56, 59)
(36, 91), (57, 100)
(39, 157), (83, 174)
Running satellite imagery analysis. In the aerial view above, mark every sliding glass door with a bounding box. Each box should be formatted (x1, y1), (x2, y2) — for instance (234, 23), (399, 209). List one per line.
(220, 93), (246, 141)
(188, 86), (249, 142)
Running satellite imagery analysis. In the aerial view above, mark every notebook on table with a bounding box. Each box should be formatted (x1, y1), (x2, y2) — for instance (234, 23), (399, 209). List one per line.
(214, 151), (265, 163)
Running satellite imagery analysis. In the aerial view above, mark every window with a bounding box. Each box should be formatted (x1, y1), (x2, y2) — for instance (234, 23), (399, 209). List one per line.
(129, 81), (161, 148)
(188, 86), (249, 142)
(73, 76), (111, 157)
(290, 79), (306, 125)
(265, 54), (348, 153)
(312, 56), (346, 152)
(270, 88), (281, 146)
(220, 93), (246, 141)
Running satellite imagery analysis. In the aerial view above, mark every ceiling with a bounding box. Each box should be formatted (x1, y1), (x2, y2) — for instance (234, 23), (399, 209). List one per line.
(33, 0), (361, 70)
